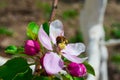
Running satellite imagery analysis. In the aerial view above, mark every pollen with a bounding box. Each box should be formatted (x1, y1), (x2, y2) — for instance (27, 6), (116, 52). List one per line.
(58, 42), (66, 49)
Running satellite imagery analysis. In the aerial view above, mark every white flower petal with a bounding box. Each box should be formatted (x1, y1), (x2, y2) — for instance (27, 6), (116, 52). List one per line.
(62, 53), (87, 63)
(61, 43), (85, 56)
(50, 20), (64, 44)
(38, 25), (53, 50)
(43, 52), (64, 74)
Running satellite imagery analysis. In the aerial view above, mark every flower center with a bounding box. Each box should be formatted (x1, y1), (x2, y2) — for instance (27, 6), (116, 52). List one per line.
(56, 36), (68, 49)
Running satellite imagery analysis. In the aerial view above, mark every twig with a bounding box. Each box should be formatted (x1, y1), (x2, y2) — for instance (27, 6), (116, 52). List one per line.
(49, 0), (59, 23)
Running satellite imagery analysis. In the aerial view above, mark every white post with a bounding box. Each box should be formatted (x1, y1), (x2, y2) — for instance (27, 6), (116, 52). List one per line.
(80, 0), (108, 80)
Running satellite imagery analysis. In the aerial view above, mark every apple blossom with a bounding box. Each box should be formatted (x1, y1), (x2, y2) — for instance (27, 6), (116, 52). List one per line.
(38, 20), (87, 74)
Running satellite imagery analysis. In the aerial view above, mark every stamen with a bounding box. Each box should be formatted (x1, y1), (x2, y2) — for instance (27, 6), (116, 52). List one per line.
(58, 43), (66, 49)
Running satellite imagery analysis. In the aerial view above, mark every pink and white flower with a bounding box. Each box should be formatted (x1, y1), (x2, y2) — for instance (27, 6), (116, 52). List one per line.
(38, 20), (87, 74)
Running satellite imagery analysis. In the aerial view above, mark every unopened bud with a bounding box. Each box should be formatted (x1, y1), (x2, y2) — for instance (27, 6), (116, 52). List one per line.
(24, 40), (40, 56)
(67, 62), (87, 77)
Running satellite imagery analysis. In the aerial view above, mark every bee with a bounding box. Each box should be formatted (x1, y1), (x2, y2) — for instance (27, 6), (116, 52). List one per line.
(56, 36), (68, 46)
(56, 36), (68, 49)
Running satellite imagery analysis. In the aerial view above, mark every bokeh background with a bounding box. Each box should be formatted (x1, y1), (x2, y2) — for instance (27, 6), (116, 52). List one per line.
(0, 0), (120, 80)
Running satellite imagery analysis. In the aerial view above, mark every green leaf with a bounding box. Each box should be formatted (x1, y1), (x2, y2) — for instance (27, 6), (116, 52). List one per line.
(12, 68), (33, 80)
(62, 74), (73, 80)
(73, 77), (84, 80)
(27, 22), (39, 40)
(33, 76), (51, 80)
(17, 46), (24, 53)
(5, 45), (17, 54)
(43, 22), (49, 36)
(0, 57), (30, 80)
(83, 62), (95, 76)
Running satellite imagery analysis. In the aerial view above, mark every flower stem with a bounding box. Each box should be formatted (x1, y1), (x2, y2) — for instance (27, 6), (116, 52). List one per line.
(49, 0), (59, 23)
(34, 56), (41, 76)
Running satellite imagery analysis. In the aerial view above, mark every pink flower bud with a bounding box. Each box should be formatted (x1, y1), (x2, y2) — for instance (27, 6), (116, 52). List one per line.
(24, 40), (40, 56)
(67, 62), (87, 77)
